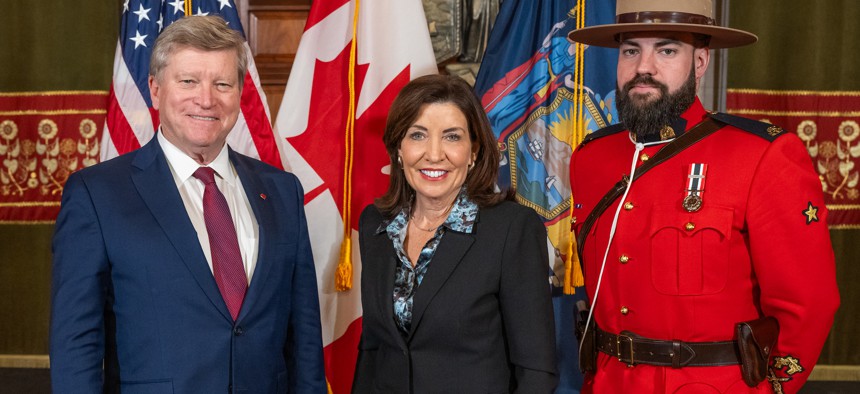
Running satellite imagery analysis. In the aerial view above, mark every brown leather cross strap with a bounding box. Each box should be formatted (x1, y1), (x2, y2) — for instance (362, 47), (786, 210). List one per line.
(575, 116), (726, 259)
(596, 327), (740, 368)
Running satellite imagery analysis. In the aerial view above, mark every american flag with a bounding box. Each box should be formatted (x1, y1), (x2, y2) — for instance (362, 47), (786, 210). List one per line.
(101, 0), (282, 168)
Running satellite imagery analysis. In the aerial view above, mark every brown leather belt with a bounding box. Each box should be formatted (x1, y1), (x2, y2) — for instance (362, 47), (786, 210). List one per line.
(596, 328), (740, 368)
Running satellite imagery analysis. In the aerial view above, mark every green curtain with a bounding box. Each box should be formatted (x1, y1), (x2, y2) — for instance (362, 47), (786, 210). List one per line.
(0, 2), (118, 91)
(728, 0), (860, 365)
(0, 1), (118, 355)
(727, 0), (859, 91)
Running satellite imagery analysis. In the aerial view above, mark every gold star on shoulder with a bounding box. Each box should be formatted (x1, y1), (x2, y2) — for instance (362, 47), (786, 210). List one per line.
(802, 202), (819, 225)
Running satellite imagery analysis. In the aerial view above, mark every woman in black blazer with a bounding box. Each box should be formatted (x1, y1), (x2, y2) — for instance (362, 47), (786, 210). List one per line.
(353, 74), (557, 393)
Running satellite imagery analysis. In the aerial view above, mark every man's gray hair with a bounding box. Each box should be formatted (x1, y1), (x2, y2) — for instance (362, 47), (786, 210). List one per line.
(149, 15), (248, 89)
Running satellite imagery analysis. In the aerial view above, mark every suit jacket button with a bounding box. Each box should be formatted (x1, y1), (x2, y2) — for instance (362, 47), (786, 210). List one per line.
(233, 326), (244, 336)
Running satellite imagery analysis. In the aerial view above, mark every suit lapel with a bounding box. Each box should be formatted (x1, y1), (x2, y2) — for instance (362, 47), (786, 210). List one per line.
(366, 218), (409, 350)
(230, 150), (276, 321)
(131, 139), (232, 322)
(408, 230), (475, 339)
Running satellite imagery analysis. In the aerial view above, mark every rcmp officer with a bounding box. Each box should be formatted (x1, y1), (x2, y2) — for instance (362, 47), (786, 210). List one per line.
(568, 0), (840, 393)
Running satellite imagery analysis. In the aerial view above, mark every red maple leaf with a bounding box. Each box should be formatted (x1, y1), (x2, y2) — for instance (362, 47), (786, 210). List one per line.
(288, 42), (412, 230)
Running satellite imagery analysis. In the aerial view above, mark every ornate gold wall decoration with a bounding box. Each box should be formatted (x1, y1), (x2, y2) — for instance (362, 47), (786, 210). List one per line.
(0, 91), (107, 222)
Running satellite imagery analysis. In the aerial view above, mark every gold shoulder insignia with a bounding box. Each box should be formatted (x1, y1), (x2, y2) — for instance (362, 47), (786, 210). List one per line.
(767, 125), (784, 136)
(709, 112), (783, 142)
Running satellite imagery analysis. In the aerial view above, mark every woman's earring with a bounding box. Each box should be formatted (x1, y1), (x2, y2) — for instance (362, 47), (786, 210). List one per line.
(397, 156), (403, 167)
(468, 162), (475, 170)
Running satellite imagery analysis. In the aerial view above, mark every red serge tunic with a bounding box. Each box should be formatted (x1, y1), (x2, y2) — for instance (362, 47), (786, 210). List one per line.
(570, 99), (839, 393)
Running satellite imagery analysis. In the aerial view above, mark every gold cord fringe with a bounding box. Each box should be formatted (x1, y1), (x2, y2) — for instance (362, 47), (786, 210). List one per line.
(335, 0), (361, 292)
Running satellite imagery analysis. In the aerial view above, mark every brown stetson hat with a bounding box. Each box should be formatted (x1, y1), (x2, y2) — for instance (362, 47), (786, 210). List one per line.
(567, 0), (757, 49)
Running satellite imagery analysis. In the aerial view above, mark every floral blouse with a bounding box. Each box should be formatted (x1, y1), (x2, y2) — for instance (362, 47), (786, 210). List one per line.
(377, 190), (478, 335)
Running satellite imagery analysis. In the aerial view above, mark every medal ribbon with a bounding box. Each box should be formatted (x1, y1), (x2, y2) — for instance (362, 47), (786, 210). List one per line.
(685, 163), (708, 209)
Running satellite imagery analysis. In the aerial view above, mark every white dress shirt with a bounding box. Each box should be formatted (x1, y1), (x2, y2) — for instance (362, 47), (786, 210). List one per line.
(158, 132), (259, 284)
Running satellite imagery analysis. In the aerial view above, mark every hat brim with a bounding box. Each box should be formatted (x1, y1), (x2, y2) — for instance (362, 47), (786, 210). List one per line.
(568, 23), (757, 49)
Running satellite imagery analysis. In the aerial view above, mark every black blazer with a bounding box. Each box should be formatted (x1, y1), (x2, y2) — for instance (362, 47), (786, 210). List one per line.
(352, 201), (557, 393)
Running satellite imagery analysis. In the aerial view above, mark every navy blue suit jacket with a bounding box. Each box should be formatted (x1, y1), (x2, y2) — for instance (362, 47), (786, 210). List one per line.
(50, 138), (326, 393)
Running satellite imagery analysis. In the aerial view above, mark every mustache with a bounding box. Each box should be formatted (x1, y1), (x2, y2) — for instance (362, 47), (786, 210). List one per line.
(622, 75), (668, 93)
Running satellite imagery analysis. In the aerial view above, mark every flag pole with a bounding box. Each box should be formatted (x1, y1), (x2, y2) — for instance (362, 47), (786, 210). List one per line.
(563, 0), (586, 295)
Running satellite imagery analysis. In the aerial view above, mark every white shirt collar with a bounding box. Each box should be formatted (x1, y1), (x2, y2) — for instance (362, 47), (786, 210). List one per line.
(157, 130), (236, 187)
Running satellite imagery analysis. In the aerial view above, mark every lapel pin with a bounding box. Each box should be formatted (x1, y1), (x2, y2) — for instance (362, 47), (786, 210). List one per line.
(260, 193), (267, 200)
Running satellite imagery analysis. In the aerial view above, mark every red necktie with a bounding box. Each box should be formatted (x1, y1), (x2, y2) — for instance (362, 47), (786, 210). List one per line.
(193, 167), (247, 320)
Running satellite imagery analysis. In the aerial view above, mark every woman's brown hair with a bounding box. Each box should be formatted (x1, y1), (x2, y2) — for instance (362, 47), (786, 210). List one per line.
(375, 74), (508, 218)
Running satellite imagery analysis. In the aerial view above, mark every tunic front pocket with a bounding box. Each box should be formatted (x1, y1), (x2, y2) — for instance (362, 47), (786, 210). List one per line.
(649, 204), (733, 295)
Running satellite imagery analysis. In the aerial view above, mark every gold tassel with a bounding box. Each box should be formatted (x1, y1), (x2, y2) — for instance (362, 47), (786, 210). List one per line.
(335, 236), (353, 291)
(564, 217), (586, 295)
(562, 0), (587, 295)
(335, 0), (361, 292)
(563, 236), (584, 294)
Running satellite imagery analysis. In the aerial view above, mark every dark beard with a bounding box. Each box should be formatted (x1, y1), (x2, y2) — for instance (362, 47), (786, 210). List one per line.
(616, 65), (698, 140)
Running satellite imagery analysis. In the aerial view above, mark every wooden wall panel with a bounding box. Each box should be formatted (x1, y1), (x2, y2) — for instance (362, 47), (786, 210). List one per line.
(248, 11), (306, 57)
(239, 0), (311, 120)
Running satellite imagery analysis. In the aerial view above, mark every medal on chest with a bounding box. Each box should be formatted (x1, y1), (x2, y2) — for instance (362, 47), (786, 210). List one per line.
(683, 163), (708, 212)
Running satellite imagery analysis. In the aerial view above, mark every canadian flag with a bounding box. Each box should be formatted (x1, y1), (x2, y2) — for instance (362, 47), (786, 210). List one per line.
(274, 0), (437, 392)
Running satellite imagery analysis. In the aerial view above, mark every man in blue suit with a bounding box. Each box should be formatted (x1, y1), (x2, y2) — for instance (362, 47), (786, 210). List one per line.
(50, 16), (326, 393)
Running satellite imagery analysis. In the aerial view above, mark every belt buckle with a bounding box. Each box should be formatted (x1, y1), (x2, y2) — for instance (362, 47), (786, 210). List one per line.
(616, 333), (636, 367)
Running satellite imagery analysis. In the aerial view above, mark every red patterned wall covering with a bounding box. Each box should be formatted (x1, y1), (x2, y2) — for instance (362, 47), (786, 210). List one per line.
(0, 91), (107, 223)
(727, 89), (860, 229)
